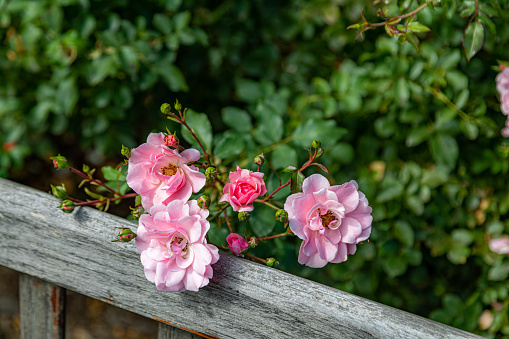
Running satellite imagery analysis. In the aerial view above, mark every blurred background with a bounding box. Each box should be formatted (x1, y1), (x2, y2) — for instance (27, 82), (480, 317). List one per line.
(1, 0), (509, 337)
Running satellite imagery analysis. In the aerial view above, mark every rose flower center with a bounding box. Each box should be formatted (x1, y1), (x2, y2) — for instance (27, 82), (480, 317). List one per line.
(160, 164), (178, 176)
(320, 210), (337, 228)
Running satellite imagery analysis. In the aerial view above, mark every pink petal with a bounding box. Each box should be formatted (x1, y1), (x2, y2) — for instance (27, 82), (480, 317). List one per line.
(302, 174), (330, 194)
(181, 148), (201, 163)
(339, 217), (363, 244)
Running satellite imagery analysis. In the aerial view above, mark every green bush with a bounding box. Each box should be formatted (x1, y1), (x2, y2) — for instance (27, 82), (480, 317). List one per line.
(3, 0), (509, 336)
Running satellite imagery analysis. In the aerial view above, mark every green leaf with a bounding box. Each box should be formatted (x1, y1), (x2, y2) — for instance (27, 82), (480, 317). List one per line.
(488, 264), (509, 281)
(383, 256), (408, 278)
(102, 166), (125, 182)
(421, 165), (449, 187)
(460, 120), (478, 140)
(312, 77), (331, 94)
(291, 170), (305, 194)
(271, 144), (297, 170)
(293, 119), (347, 148)
(249, 204), (276, 237)
(452, 229), (474, 246)
(376, 181), (404, 203)
(406, 126), (432, 147)
(158, 64), (189, 92)
(235, 79), (262, 103)
(181, 109), (213, 152)
(407, 22), (431, 33)
(221, 107), (252, 132)
(174, 11), (190, 31)
(281, 166), (297, 172)
(405, 32), (419, 52)
(253, 105), (283, 145)
(462, 20), (485, 61)
(213, 133), (245, 159)
(429, 134), (459, 169)
(153, 13), (172, 34)
(394, 220), (414, 247)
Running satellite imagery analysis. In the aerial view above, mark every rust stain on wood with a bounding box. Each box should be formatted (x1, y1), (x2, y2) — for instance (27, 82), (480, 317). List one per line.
(153, 318), (219, 339)
(50, 286), (61, 339)
(32, 280), (41, 287)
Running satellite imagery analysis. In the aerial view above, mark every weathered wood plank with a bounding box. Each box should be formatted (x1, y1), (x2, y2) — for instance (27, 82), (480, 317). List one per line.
(19, 274), (65, 339)
(158, 323), (202, 339)
(0, 178), (481, 338)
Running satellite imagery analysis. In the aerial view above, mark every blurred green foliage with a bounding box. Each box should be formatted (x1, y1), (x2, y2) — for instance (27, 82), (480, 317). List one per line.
(2, 0), (509, 336)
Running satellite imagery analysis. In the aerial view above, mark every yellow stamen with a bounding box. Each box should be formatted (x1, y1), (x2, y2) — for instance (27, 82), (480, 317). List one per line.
(161, 164), (178, 176)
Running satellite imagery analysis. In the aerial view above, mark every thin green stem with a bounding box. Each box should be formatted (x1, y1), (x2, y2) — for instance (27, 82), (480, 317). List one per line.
(258, 232), (288, 241)
(255, 199), (279, 210)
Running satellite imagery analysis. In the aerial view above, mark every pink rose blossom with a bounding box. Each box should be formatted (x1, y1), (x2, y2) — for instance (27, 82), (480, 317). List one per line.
(226, 233), (249, 256)
(496, 67), (509, 137)
(219, 166), (267, 212)
(284, 174), (373, 268)
(126, 133), (206, 210)
(135, 200), (219, 292)
(489, 236), (509, 255)
(164, 134), (179, 147)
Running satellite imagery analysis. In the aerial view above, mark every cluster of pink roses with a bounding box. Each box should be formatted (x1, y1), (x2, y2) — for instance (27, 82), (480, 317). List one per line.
(126, 132), (374, 291)
(496, 66), (509, 137)
(126, 133), (218, 292)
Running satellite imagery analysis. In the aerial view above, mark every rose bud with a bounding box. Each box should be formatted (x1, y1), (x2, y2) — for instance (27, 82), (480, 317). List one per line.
(226, 233), (249, 256)
(160, 103), (171, 114)
(59, 200), (75, 213)
(254, 152), (265, 166)
(266, 257), (278, 267)
(164, 134), (179, 147)
(197, 195), (211, 209)
(238, 211), (250, 222)
(275, 209), (288, 223)
(248, 237), (258, 248)
(51, 184), (68, 200)
(312, 139), (322, 149)
(121, 145), (131, 159)
(50, 155), (69, 169)
(205, 167), (218, 181)
(113, 228), (136, 243)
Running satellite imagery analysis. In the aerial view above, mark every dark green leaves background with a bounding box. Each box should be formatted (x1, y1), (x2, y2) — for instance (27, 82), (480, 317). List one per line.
(1, 0), (509, 336)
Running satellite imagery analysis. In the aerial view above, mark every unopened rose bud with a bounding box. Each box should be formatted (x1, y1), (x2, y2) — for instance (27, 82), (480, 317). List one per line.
(51, 184), (68, 200)
(275, 209), (288, 223)
(130, 206), (142, 220)
(312, 139), (322, 149)
(113, 228), (136, 243)
(266, 257), (278, 267)
(50, 155), (69, 169)
(121, 145), (131, 159)
(197, 195), (211, 209)
(59, 200), (75, 213)
(174, 99), (182, 112)
(238, 211), (250, 222)
(160, 103), (171, 114)
(164, 134), (179, 148)
(254, 153), (265, 166)
(248, 237), (258, 248)
(205, 167), (217, 180)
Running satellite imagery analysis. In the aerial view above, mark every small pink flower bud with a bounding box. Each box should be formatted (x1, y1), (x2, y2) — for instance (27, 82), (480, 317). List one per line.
(197, 195), (210, 209)
(164, 134), (179, 147)
(238, 211), (250, 222)
(226, 233), (249, 256)
(113, 228), (136, 243)
(266, 257), (277, 267)
(51, 184), (68, 200)
(254, 152), (265, 166)
(130, 205), (142, 220)
(248, 237), (258, 248)
(59, 200), (75, 213)
(50, 155), (69, 169)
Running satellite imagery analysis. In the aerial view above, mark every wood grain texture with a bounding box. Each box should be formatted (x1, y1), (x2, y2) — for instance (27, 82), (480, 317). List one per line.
(19, 274), (65, 339)
(158, 323), (202, 339)
(0, 178), (481, 338)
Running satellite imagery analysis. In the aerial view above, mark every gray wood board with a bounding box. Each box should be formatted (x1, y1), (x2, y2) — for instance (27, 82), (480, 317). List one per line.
(0, 178), (481, 338)
(19, 273), (65, 339)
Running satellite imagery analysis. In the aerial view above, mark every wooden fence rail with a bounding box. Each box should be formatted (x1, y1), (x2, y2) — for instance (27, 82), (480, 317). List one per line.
(0, 178), (481, 338)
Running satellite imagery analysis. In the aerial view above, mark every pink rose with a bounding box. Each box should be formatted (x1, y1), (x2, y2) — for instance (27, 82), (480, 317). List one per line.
(489, 236), (509, 255)
(284, 174), (373, 268)
(219, 166), (267, 212)
(135, 200), (219, 292)
(226, 233), (249, 256)
(126, 133), (206, 210)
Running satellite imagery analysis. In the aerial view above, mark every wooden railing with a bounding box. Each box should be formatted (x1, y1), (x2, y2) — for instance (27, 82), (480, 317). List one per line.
(0, 178), (481, 338)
